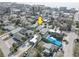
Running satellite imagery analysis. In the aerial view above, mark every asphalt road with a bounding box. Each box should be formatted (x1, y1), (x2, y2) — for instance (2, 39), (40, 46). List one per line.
(62, 32), (78, 57)
(0, 38), (10, 57)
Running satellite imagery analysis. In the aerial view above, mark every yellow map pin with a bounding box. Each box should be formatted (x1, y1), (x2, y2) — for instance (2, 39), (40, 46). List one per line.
(37, 16), (43, 25)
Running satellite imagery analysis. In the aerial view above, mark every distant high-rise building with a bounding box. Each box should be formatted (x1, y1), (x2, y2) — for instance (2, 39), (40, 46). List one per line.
(59, 7), (67, 12)
(52, 8), (58, 11)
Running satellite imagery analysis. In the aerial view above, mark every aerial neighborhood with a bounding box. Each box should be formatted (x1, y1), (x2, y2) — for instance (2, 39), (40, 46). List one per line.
(0, 2), (79, 57)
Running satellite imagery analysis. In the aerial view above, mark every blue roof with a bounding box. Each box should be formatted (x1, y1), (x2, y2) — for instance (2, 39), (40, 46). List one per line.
(46, 35), (62, 46)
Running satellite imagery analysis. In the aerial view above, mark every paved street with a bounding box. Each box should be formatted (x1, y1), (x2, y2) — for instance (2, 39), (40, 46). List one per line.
(63, 32), (78, 57)
(0, 38), (10, 57)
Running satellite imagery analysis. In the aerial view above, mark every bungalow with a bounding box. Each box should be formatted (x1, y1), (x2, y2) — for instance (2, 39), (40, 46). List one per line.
(3, 25), (15, 31)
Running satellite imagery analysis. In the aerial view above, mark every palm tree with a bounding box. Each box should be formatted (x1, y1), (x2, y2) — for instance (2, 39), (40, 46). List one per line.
(10, 43), (18, 53)
(21, 37), (27, 42)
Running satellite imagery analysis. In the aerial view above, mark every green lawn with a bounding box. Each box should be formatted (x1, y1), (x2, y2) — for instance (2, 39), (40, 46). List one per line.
(0, 49), (4, 57)
(0, 29), (5, 35)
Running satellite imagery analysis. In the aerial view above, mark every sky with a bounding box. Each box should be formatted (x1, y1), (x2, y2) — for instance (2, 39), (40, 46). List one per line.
(18, 2), (79, 10)
(1, 0), (79, 10)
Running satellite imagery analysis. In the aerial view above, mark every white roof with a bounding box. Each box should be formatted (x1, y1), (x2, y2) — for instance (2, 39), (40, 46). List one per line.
(30, 38), (37, 43)
(56, 29), (61, 34)
(30, 34), (38, 43)
(49, 28), (61, 34)
(43, 49), (50, 53)
(49, 29), (56, 33)
(4, 25), (15, 30)
(10, 27), (22, 34)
